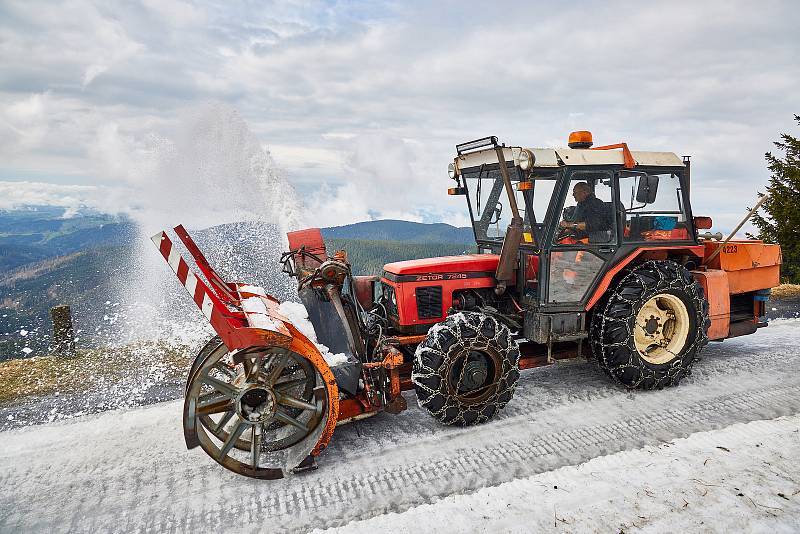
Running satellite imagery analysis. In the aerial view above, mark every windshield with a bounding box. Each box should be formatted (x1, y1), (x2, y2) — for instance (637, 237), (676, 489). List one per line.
(461, 165), (560, 247)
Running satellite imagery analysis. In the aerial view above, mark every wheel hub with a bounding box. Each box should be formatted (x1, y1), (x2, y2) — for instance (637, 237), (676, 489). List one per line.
(461, 358), (489, 391)
(634, 293), (691, 365)
(236, 385), (276, 423)
(644, 317), (660, 335)
(446, 348), (500, 405)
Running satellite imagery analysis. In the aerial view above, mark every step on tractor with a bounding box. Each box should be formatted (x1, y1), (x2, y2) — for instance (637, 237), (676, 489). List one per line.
(153, 131), (781, 479)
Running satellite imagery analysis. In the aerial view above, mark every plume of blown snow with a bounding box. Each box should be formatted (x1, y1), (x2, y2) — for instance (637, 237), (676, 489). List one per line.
(132, 102), (306, 235)
(113, 102), (307, 347)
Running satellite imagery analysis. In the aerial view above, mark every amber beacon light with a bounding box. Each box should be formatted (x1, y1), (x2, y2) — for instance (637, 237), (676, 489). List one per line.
(568, 130), (593, 149)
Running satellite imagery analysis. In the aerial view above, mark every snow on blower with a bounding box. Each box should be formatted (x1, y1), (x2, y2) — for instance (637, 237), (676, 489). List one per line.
(153, 132), (781, 479)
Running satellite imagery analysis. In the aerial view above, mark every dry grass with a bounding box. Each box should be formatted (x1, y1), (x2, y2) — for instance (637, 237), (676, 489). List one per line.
(0, 342), (193, 406)
(770, 284), (800, 300)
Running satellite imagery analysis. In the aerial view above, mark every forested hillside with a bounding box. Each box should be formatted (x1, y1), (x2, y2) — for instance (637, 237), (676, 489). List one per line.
(326, 238), (476, 275)
(0, 246), (132, 359)
(0, 207), (133, 272)
(322, 219), (473, 244)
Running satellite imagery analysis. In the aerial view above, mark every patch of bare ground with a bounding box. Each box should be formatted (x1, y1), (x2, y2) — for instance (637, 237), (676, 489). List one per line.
(0, 342), (192, 405)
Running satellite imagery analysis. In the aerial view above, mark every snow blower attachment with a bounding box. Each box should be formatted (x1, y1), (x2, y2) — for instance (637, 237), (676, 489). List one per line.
(152, 226), (339, 479)
(154, 132), (781, 479)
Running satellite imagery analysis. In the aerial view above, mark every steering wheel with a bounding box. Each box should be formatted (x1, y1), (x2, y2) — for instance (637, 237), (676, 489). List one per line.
(555, 224), (580, 243)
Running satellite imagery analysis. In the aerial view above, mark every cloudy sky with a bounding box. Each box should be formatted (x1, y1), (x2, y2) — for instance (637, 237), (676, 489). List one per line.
(0, 0), (797, 231)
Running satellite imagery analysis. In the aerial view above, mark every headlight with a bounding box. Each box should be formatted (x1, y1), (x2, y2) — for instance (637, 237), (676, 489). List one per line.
(448, 162), (456, 179)
(518, 149), (535, 171)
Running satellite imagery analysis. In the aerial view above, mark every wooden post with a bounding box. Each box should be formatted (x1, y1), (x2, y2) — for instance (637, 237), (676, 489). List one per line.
(50, 305), (75, 355)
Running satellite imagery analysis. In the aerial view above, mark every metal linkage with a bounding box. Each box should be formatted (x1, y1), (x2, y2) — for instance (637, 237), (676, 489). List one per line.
(703, 193), (771, 265)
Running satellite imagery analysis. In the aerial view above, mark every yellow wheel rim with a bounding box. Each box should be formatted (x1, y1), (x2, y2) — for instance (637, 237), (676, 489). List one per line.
(634, 293), (690, 365)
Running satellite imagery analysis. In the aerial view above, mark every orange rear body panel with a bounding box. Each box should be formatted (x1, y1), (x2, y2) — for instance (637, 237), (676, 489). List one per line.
(702, 240), (782, 294)
(691, 269), (730, 340)
(586, 240), (780, 341)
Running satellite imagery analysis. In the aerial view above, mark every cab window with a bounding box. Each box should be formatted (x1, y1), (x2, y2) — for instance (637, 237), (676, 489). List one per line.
(462, 165), (526, 243)
(618, 171), (689, 242)
(554, 170), (615, 245)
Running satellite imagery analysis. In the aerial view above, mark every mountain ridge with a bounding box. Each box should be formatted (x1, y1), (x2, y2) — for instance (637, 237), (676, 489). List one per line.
(321, 219), (473, 244)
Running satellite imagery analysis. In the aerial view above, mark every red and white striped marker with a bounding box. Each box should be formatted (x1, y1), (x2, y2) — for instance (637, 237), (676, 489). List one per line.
(151, 231), (215, 320)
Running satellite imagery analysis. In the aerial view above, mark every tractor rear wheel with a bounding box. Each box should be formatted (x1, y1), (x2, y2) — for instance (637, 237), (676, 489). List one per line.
(590, 260), (710, 389)
(412, 312), (520, 426)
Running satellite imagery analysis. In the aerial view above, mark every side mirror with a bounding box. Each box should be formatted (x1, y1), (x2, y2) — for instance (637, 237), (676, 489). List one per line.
(635, 174), (659, 204)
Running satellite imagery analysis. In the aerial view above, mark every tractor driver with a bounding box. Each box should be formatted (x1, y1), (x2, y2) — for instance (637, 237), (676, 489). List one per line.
(558, 182), (614, 243)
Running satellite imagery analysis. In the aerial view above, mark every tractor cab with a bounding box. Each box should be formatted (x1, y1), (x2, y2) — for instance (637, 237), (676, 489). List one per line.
(450, 134), (698, 319)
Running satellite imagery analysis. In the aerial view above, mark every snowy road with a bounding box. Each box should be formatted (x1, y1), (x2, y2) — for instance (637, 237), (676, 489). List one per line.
(322, 416), (800, 533)
(2, 320), (800, 533)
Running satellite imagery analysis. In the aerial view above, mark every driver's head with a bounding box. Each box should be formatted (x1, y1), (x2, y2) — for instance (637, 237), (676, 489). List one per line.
(572, 182), (592, 202)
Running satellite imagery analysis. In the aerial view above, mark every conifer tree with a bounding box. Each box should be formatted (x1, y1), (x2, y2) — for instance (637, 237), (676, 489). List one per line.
(750, 115), (800, 283)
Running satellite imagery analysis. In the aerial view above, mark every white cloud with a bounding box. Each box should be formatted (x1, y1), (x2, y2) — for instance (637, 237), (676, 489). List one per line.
(140, 0), (206, 28)
(302, 132), (468, 227)
(0, 181), (105, 210)
(267, 144), (346, 172)
(0, 1), (797, 232)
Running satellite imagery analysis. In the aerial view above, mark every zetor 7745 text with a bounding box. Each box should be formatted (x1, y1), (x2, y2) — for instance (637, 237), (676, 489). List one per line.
(153, 131), (781, 479)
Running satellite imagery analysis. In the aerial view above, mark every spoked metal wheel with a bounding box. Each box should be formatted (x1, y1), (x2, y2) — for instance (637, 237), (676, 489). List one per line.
(185, 343), (330, 479)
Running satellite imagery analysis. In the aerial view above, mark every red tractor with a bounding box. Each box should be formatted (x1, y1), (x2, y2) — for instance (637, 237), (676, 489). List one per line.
(154, 132), (781, 478)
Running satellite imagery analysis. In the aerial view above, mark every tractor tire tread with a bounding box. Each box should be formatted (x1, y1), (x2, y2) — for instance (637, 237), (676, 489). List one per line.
(412, 312), (520, 426)
(589, 260), (710, 390)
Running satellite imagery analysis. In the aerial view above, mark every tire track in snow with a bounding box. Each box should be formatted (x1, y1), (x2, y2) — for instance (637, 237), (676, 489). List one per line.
(314, 416), (800, 533)
(2, 322), (800, 533)
(154, 382), (800, 534)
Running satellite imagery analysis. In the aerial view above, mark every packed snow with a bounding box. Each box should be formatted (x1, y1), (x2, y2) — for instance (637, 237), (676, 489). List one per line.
(1, 320), (800, 532)
(238, 284), (268, 297)
(317, 415), (800, 533)
(241, 296), (280, 331)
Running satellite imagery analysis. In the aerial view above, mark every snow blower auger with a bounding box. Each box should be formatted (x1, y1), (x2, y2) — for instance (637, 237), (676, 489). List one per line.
(155, 131), (781, 479)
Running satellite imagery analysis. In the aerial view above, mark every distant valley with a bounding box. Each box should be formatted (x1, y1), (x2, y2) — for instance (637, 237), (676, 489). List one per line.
(0, 208), (474, 360)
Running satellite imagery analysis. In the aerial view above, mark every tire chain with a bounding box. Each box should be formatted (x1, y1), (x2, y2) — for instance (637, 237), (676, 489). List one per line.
(412, 312), (521, 426)
(590, 260), (711, 390)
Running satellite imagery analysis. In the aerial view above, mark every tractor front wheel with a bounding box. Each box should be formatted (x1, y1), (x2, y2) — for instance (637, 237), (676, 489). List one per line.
(590, 260), (710, 389)
(412, 312), (520, 426)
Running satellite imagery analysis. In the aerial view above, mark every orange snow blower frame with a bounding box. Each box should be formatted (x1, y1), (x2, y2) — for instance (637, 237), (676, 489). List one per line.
(152, 226), (339, 478)
(154, 132), (781, 479)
